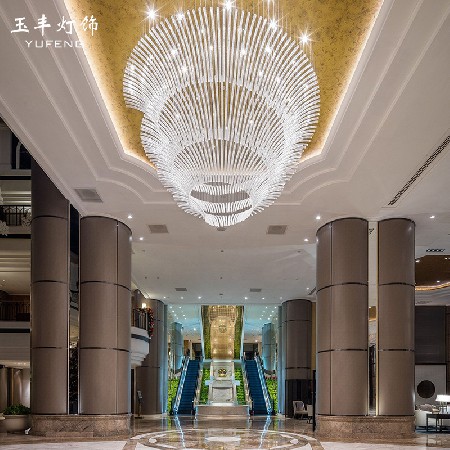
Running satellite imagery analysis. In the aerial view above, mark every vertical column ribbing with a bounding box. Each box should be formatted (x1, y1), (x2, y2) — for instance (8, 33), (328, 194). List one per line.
(317, 218), (368, 416)
(136, 299), (167, 414)
(79, 217), (131, 415)
(31, 161), (69, 414)
(377, 218), (415, 416)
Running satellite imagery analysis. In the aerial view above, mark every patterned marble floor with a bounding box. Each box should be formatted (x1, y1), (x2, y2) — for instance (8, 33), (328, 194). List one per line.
(1, 416), (450, 449)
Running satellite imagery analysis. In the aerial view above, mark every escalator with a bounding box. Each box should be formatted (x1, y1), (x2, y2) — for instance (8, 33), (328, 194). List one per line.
(245, 359), (269, 415)
(176, 360), (200, 414)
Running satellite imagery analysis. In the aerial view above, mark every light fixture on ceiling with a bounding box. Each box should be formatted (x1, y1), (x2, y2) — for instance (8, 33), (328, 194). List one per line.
(315, 215), (321, 220)
(430, 215), (436, 219)
(127, 214), (133, 219)
(124, 3), (320, 228)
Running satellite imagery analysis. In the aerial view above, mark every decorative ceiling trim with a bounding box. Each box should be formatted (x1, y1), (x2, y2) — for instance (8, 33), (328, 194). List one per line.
(388, 134), (450, 206)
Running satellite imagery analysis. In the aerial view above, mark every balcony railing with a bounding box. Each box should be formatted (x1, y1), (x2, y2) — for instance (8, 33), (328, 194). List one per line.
(0, 301), (30, 321)
(131, 307), (153, 335)
(0, 205), (31, 227)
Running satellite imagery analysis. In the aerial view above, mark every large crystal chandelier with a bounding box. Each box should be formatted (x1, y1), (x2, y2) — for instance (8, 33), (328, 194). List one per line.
(124, 3), (320, 227)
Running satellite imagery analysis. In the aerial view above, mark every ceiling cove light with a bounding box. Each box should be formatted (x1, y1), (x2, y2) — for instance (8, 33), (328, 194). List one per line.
(124, 5), (320, 227)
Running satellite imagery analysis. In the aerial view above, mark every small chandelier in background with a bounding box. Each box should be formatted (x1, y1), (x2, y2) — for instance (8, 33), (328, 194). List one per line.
(124, 1), (320, 227)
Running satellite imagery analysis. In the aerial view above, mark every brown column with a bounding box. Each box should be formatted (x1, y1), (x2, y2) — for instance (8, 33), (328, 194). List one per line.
(79, 217), (131, 415)
(377, 218), (415, 415)
(277, 305), (284, 414)
(447, 307), (450, 394)
(31, 161), (69, 414)
(281, 299), (312, 416)
(136, 299), (167, 414)
(316, 218), (368, 416)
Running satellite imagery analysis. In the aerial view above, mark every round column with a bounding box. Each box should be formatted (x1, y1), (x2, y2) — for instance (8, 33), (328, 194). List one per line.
(136, 299), (167, 414)
(262, 323), (276, 371)
(171, 322), (184, 372)
(377, 218), (415, 415)
(316, 218), (368, 416)
(79, 217), (131, 416)
(31, 161), (69, 414)
(282, 299), (312, 417)
(277, 306), (284, 414)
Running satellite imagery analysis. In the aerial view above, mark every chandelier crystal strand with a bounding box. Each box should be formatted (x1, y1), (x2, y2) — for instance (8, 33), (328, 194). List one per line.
(124, 6), (320, 227)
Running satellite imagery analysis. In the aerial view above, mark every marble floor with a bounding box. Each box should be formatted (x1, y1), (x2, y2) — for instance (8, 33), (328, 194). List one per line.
(1, 416), (450, 449)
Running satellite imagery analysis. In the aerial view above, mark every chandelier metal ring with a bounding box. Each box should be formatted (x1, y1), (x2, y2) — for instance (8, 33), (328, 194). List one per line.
(124, 6), (320, 227)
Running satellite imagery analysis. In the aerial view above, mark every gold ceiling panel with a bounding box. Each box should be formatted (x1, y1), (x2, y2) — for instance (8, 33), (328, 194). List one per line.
(66, 0), (382, 166)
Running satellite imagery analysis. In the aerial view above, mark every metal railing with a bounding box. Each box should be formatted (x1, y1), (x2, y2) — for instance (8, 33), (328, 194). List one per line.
(241, 358), (252, 411)
(0, 205), (31, 227)
(172, 356), (189, 414)
(0, 301), (30, 321)
(193, 362), (203, 409)
(255, 356), (272, 415)
(131, 308), (151, 333)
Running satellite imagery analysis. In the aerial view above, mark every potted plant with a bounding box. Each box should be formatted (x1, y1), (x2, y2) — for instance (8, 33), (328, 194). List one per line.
(1, 404), (31, 432)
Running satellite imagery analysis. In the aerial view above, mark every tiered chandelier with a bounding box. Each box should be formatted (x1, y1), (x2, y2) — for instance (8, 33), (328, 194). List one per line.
(124, 2), (320, 227)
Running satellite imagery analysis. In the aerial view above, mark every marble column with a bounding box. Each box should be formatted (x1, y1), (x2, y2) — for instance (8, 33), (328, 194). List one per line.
(31, 161), (69, 414)
(316, 218), (368, 416)
(79, 217), (131, 416)
(171, 322), (184, 372)
(136, 299), (167, 414)
(262, 323), (276, 371)
(377, 218), (415, 415)
(281, 299), (312, 416)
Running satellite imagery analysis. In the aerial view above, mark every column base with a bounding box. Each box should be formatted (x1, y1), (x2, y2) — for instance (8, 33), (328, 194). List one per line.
(316, 415), (415, 440)
(31, 414), (131, 437)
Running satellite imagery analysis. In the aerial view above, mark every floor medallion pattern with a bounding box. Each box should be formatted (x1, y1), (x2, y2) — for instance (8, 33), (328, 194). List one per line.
(131, 429), (316, 449)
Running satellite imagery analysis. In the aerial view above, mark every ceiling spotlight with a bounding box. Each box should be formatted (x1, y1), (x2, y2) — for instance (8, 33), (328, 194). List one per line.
(262, 297), (265, 300)
(224, 1), (234, 11)
(304, 238), (309, 242)
(437, 280), (440, 283)
(415, 259), (420, 263)
(147, 8), (156, 20)
(198, 296), (202, 299)
(181, 296), (184, 299)
(139, 237), (144, 241)
(244, 296), (248, 300)
(127, 214), (133, 219)
(315, 215), (321, 220)
(430, 215), (435, 219)
(301, 33), (310, 44)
